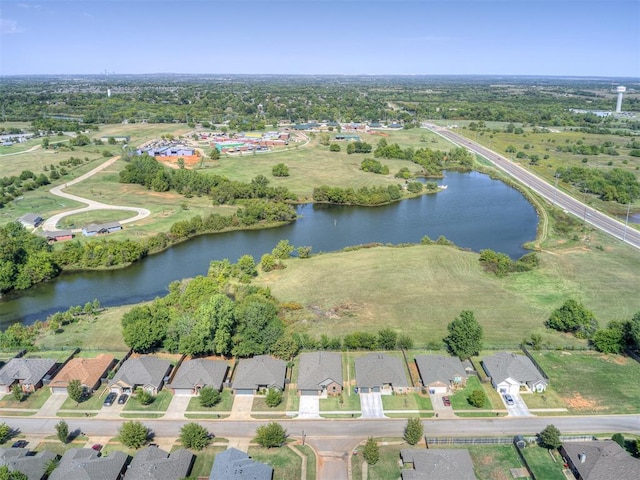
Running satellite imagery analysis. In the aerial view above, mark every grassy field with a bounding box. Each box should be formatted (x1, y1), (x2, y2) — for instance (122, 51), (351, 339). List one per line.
(520, 446), (566, 480)
(531, 350), (640, 414)
(255, 242), (640, 346)
(248, 445), (303, 480)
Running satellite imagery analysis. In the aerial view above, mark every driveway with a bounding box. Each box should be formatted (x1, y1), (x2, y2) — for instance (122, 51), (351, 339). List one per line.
(359, 393), (385, 418)
(163, 394), (190, 419)
(298, 395), (320, 419)
(37, 392), (68, 417)
(228, 394), (254, 420)
(504, 392), (533, 417)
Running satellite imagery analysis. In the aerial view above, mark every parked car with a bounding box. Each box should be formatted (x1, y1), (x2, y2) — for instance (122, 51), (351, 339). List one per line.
(117, 393), (128, 405)
(103, 392), (117, 407)
(91, 444), (102, 452)
(503, 394), (515, 405)
(11, 440), (28, 448)
(442, 396), (451, 407)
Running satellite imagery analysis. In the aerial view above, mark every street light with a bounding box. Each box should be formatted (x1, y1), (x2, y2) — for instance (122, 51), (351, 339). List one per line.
(302, 430), (306, 446)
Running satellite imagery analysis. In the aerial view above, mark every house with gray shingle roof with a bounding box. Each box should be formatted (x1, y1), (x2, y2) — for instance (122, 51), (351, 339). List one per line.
(355, 353), (409, 394)
(401, 449), (477, 480)
(0, 447), (57, 480)
(414, 355), (467, 394)
(561, 440), (640, 480)
(168, 358), (228, 396)
(232, 355), (286, 395)
(125, 445), (194, 480)
(108, 356), (172, 395)
(0, 357), (57, 393)
(209, 447), (273, 480)
(48, 448), (128, 480)
(18, 213), (43, 229)
(481, 352), (547, 394)
(297, 352), (343, 396)
(81, 222), (122, 237)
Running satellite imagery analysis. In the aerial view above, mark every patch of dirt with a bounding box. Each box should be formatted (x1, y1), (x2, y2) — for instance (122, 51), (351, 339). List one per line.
(407, 361), (421, 387)
(478, 455), (493, 465)
(308, 302), (362, 320)
(600, 355), (628, 365)
(563, 392), (597, 410)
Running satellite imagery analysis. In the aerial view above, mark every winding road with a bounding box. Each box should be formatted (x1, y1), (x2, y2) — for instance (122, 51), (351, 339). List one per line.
(423, 123), (640, 250)
(41, 156), (151, 232)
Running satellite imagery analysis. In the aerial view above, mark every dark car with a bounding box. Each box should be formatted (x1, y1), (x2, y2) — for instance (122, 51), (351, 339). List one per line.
(442, 396), (451, 407)
(103, 392), (117, 407)
(503, 393), (515, 405)
(11, 440), (28, 448)
(91, 444), (102, 452)
(117, 393), (128, 405)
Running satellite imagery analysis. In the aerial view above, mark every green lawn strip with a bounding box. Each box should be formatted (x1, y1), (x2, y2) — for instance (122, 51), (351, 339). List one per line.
(381, 393), (429, 411)
(0, 411), (36, 416)
(57, 412), (99, 418)
(248, 445), (303, 480)
(385, 412), (434, 418)
(184, 413), (229, 419)
(0, 388), (51, 409)
(520, 446), (566, 480)
(354, 444), (403, 480)
(186, 389), (233, 412)
(293, 445), (316, 480)
(252, 395), (287, 412)
(24, 350), (74, 363)
(186, 445), (227, 478)
(455, 412), (507, 418)
(100, 440), (143, 457)
(36, 440), (90, 456)
(521, 388), (567, 410)
(450, 376), (496, 410)
(123, 390), (173, 412)
(120, 413), (163, 419)
(319, 391), (361, 412)
(285, 385), (300, 412)
(60, 387), (110, 410)
(532, 350), (640, 414)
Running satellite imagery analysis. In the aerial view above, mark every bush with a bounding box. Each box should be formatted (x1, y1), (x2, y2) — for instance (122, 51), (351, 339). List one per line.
(180, 422), (211, 450)
(538, 424), (561, 449)
(362, 437), (379, 465)
(403, 417), (424, 445)
(265, 389), (283, 407)
(255, 422), (287, 448)
(272, 163), (289, 177)
(118, 421), (149, 449)
(198, 387), (221, 408)
(135, 388), (155, 406)
(467, 389), (486, 408)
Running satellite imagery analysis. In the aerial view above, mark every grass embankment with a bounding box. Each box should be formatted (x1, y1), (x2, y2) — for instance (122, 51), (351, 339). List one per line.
(256, 241), (640, 346)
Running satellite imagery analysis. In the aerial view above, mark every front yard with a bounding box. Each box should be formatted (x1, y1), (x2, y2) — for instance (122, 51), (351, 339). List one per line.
(248, 445), (303, 480)
(381, 393), (432, 411)
(531, 350), (640, 414)
(520, 446), (566, 480)
(122, 390), (173, 413)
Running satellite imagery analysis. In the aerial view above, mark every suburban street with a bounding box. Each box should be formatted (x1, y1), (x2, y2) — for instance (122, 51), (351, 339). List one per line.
(423, 124), (640, 251)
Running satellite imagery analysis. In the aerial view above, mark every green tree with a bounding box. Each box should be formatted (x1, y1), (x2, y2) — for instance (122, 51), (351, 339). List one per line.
(0, 466), (28, 480)
(444, 310), (483, 360)
(628, 311), (640, 349)
(272, 240), (294, 259)
(260, 253), (278, 272)
(538, 424), (562, 449)
(209, 148), (220, 160)
(118, 421), (149, 449)
(546, 299), (598, 339)
(0, 423), (11, 443)
(272, 163), (289, 177)
(179, 422), (211, 450)
(611, 433), (625, 448)
(67, 379), (84, 403)
(270, 334), (300, 360)
(396, 334), (414, 350)
(254, 422), (287, 448)
(362, 437), (379, 465)
(467, 389), (487, 408)
(296, 246), (312, 258)
(591, 321), (626, 353)
(55, 420), (69, 444)
(403, 417), (424, 446)
(11, 385), (23, 402)
(41, 137), (50, 149)
(329, 143), (341, 152)
(135, 388), (155, 406)
(265, 389), (283, 407)
(377, 328), (398, 350)
(198, 387), (221, 408)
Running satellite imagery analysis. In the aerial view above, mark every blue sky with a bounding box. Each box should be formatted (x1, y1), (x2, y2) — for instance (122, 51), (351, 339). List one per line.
(1, 0), (639, 77)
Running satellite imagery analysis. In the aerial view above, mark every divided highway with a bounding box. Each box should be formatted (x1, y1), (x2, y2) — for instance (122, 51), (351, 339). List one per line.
(424, 124), (640, 251)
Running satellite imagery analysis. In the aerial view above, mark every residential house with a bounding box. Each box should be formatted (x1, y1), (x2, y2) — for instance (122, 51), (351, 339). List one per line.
(561, 440), (640, 480)
(49, 449), (128, 480)
(0, 447), (57, 480)
(39, 229), (73, 242)
(481, 352), (548, 394)
(49, 354), (114, 394)
(18, 213), (43, 229)
(82, 222), (122, 236)
(108, 356), (172, 395)
(297, 352), (343, 396)
(400, 449), (477, 480)
(355, 353), (409, 394)
(0, 357), (57, 393)
(99, 135), (130, 143)
(232, 355), (286, 395)
(414, 355), (468, 394)
(209, 447), (273, 480)
(126, 445), (194, 480)
(168, 358), (228, 396)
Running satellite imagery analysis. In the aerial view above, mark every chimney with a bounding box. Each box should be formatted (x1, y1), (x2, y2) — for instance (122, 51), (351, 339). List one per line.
(578, 452), (586, 463)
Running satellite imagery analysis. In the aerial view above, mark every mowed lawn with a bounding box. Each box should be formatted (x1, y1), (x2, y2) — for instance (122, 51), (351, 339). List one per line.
(255, 243), (640, 346)
(532, 350), (640, 414)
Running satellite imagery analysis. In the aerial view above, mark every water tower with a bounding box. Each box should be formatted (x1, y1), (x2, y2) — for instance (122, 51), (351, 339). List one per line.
(615, 86), (626, 113)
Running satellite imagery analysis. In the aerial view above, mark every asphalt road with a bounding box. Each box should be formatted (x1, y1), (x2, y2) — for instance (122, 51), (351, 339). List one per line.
(423, 124), (640, 250)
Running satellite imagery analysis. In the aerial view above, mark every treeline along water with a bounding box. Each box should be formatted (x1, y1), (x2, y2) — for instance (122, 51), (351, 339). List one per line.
(0, 171), (537, 326)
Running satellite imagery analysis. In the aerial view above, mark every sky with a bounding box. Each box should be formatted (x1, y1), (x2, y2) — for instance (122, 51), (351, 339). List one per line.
(1, 0), (639, 77)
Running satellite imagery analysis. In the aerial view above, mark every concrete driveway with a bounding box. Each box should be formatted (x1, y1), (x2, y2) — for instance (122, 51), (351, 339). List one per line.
(298, 395), (320, 419)
(229, 394), (254, 420)
(37, 392), (68, 417)
(504, 393), (533, 417)
(164, 394), (191, 419)
(359, 393), (385, 418)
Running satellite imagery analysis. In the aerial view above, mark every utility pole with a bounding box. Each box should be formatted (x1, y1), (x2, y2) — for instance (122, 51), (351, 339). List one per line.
(623, 201), (632, 242)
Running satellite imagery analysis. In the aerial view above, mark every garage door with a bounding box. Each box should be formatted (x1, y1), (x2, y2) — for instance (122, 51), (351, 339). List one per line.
(359, 387), (369, 393)
(300, 389), (318, 396)
(235, 389), (255, 395)
(51, 387), (67, 394)
(173, 388), (192, 396)
(372, 386), (381, 393)
(429, 386), (447, 394)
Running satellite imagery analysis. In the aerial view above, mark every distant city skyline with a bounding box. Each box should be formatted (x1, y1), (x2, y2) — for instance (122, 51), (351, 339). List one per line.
(1, 0), (639, 77)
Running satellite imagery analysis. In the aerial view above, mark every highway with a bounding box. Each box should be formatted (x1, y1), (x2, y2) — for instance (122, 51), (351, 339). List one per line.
(423, 124), (640, 251)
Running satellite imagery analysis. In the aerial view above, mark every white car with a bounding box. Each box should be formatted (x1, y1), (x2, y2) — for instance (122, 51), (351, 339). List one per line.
(503, 394), (515, 405)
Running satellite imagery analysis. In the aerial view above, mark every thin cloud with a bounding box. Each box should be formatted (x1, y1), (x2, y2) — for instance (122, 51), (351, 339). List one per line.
(83, 12), (94, 17)
(0, 18), (23, 34)
(16, 3), (41, 9)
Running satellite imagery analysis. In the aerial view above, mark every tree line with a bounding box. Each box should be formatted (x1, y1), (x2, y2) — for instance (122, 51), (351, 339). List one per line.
(555, 166), (640, 203)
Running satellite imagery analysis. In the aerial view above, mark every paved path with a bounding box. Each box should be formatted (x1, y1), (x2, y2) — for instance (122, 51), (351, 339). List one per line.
(42, 155), (151, 232)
